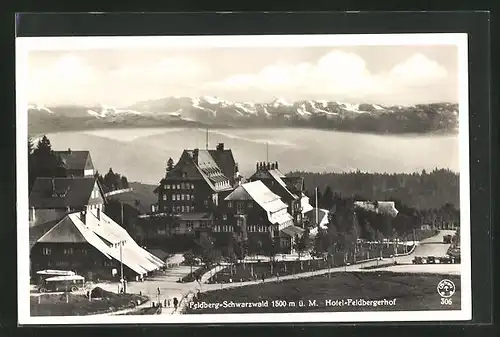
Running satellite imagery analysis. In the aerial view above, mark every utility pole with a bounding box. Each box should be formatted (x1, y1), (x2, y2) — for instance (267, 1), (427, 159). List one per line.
(266, 142), (269, 163)
(206, 128), (209, 149)
(315, 187), (319, 229)
(120, 201), (125, 293)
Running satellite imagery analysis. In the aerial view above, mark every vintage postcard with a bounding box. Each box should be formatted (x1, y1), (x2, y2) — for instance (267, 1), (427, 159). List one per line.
(17, 33), (471, 324)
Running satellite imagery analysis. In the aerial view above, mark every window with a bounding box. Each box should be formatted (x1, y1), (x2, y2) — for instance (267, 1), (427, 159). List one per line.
(227, 201), (233, 208)
(163, 194), (167, 201)
(166, 184), (171, 189)
(186, 194), (190, 201)
(248, 202), (253, 208)
(181, 194), (185, 201)
(204, 200), (209, 206)
(177, 184), (181, 189)
(176, 206), (181, 213)
(42, 248), (51, 256)
(187, 221), (194, 231)
(64, 248), (73, 255)
(182, 172), (188, 178)
(222, 214), (227, 220)
(191, 184), (195, 189)
(236, 202), (245, 214)
(191, 194), (195, 201)
(181, 206), (185, 212)
(237, 219), (243, 227)
(181, 183), (185, 189)
(190, 206), (195, 212)
(172, 206), (176, 213)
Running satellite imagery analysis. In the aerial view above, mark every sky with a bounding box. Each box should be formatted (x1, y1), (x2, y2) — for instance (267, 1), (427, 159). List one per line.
(26, 44), (459, 107)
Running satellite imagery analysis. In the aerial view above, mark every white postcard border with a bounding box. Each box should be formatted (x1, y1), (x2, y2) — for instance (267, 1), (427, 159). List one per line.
(16, 33), (471, 325)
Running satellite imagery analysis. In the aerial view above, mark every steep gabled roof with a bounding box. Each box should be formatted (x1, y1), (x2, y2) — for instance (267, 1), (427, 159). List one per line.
(237, 181), (287, 213)
(29, 177), (101, 209)
(268, 169), (298, 200)
(224, 185), (253, 201)
(35, 210), (165, 275)
(37, 216), (87, 243)
(208, 149), (236, 179)
(188, 150), (232, 192)
(282, 176), (304, 194)
(54, 150), (94, 171)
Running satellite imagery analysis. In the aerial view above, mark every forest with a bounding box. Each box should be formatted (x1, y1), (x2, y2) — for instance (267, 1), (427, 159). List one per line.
(293, 169), (460, 210)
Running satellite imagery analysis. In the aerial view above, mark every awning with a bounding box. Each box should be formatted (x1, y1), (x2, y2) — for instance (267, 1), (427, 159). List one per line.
(175, 213), (213, 221)
(280, 225), (305, 238)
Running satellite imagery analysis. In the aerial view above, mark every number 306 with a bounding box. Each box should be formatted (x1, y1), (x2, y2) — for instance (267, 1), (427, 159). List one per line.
(441, 298), (453, 305)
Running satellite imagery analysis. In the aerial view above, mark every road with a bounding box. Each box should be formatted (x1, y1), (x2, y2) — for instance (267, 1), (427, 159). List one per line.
(393, 229), (455, 264)
(94, 230), (459, 315)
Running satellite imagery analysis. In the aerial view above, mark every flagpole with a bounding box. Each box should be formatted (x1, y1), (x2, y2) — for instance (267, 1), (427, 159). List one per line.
(315, 187), (319, 228)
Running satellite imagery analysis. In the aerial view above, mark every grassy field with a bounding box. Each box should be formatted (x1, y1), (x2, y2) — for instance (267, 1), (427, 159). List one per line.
(30, 291), (148, 316)
(187, 272), (460, 314)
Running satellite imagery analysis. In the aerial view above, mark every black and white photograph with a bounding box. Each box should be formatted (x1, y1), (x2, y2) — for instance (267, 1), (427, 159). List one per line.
(16, 32), (471, 324)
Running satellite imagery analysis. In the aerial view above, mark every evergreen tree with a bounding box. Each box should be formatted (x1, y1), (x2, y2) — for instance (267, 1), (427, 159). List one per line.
(120, 176), (129, 189)
(103, 168), (116, 190)
(294, 229), (310, 270)
(322, 186), (334, 210)
(30, 135), (67, 182)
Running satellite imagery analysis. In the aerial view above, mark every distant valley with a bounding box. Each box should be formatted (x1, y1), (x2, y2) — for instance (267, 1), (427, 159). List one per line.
(28, 96), (459, 135)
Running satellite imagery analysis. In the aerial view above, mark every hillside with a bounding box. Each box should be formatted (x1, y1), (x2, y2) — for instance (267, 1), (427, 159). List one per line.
(28, 98), (459, 135)
(292, 169), (459, 210)
(123, 169), (458, 213)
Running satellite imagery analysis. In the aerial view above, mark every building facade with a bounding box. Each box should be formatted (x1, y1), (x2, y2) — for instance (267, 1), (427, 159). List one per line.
(221, 180), (304, 254)
(54, 149), (95, 177)
(29, 176), (106, 228)
(31, 209), (164, 281)
(145, 143), (238, 245)
(248, 161), (306, 227)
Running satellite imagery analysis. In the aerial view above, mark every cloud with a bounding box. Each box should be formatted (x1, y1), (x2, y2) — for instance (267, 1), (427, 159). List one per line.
(389, 53), (448, 85)
(110, 57), (206, 81)
(28, 54), (96, 104)
(205, 51), (448, 100)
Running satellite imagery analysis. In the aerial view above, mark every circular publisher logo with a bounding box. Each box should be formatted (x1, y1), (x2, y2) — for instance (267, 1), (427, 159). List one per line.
(437, 279), (456, 298)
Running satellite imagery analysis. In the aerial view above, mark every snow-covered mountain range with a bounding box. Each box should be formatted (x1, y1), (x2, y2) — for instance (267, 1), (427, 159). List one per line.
(27, 96), (459, 135)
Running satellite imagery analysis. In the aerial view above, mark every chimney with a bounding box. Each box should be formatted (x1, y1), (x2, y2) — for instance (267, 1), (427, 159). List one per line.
(275, 161), (279, 170)
(256, 162), (259, 172)
(266, 162), (270, 170)
(216, 143), (224, 151)
(30, 207), (36, 222)
(68, 148), (72, 154)
(193, 148), (199, 164)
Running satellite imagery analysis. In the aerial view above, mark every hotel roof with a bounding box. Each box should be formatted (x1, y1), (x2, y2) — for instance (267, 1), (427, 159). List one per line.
(29, 177), (103, 209)
(36, 210), (164, 275)
(53, 150), (93, 172)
